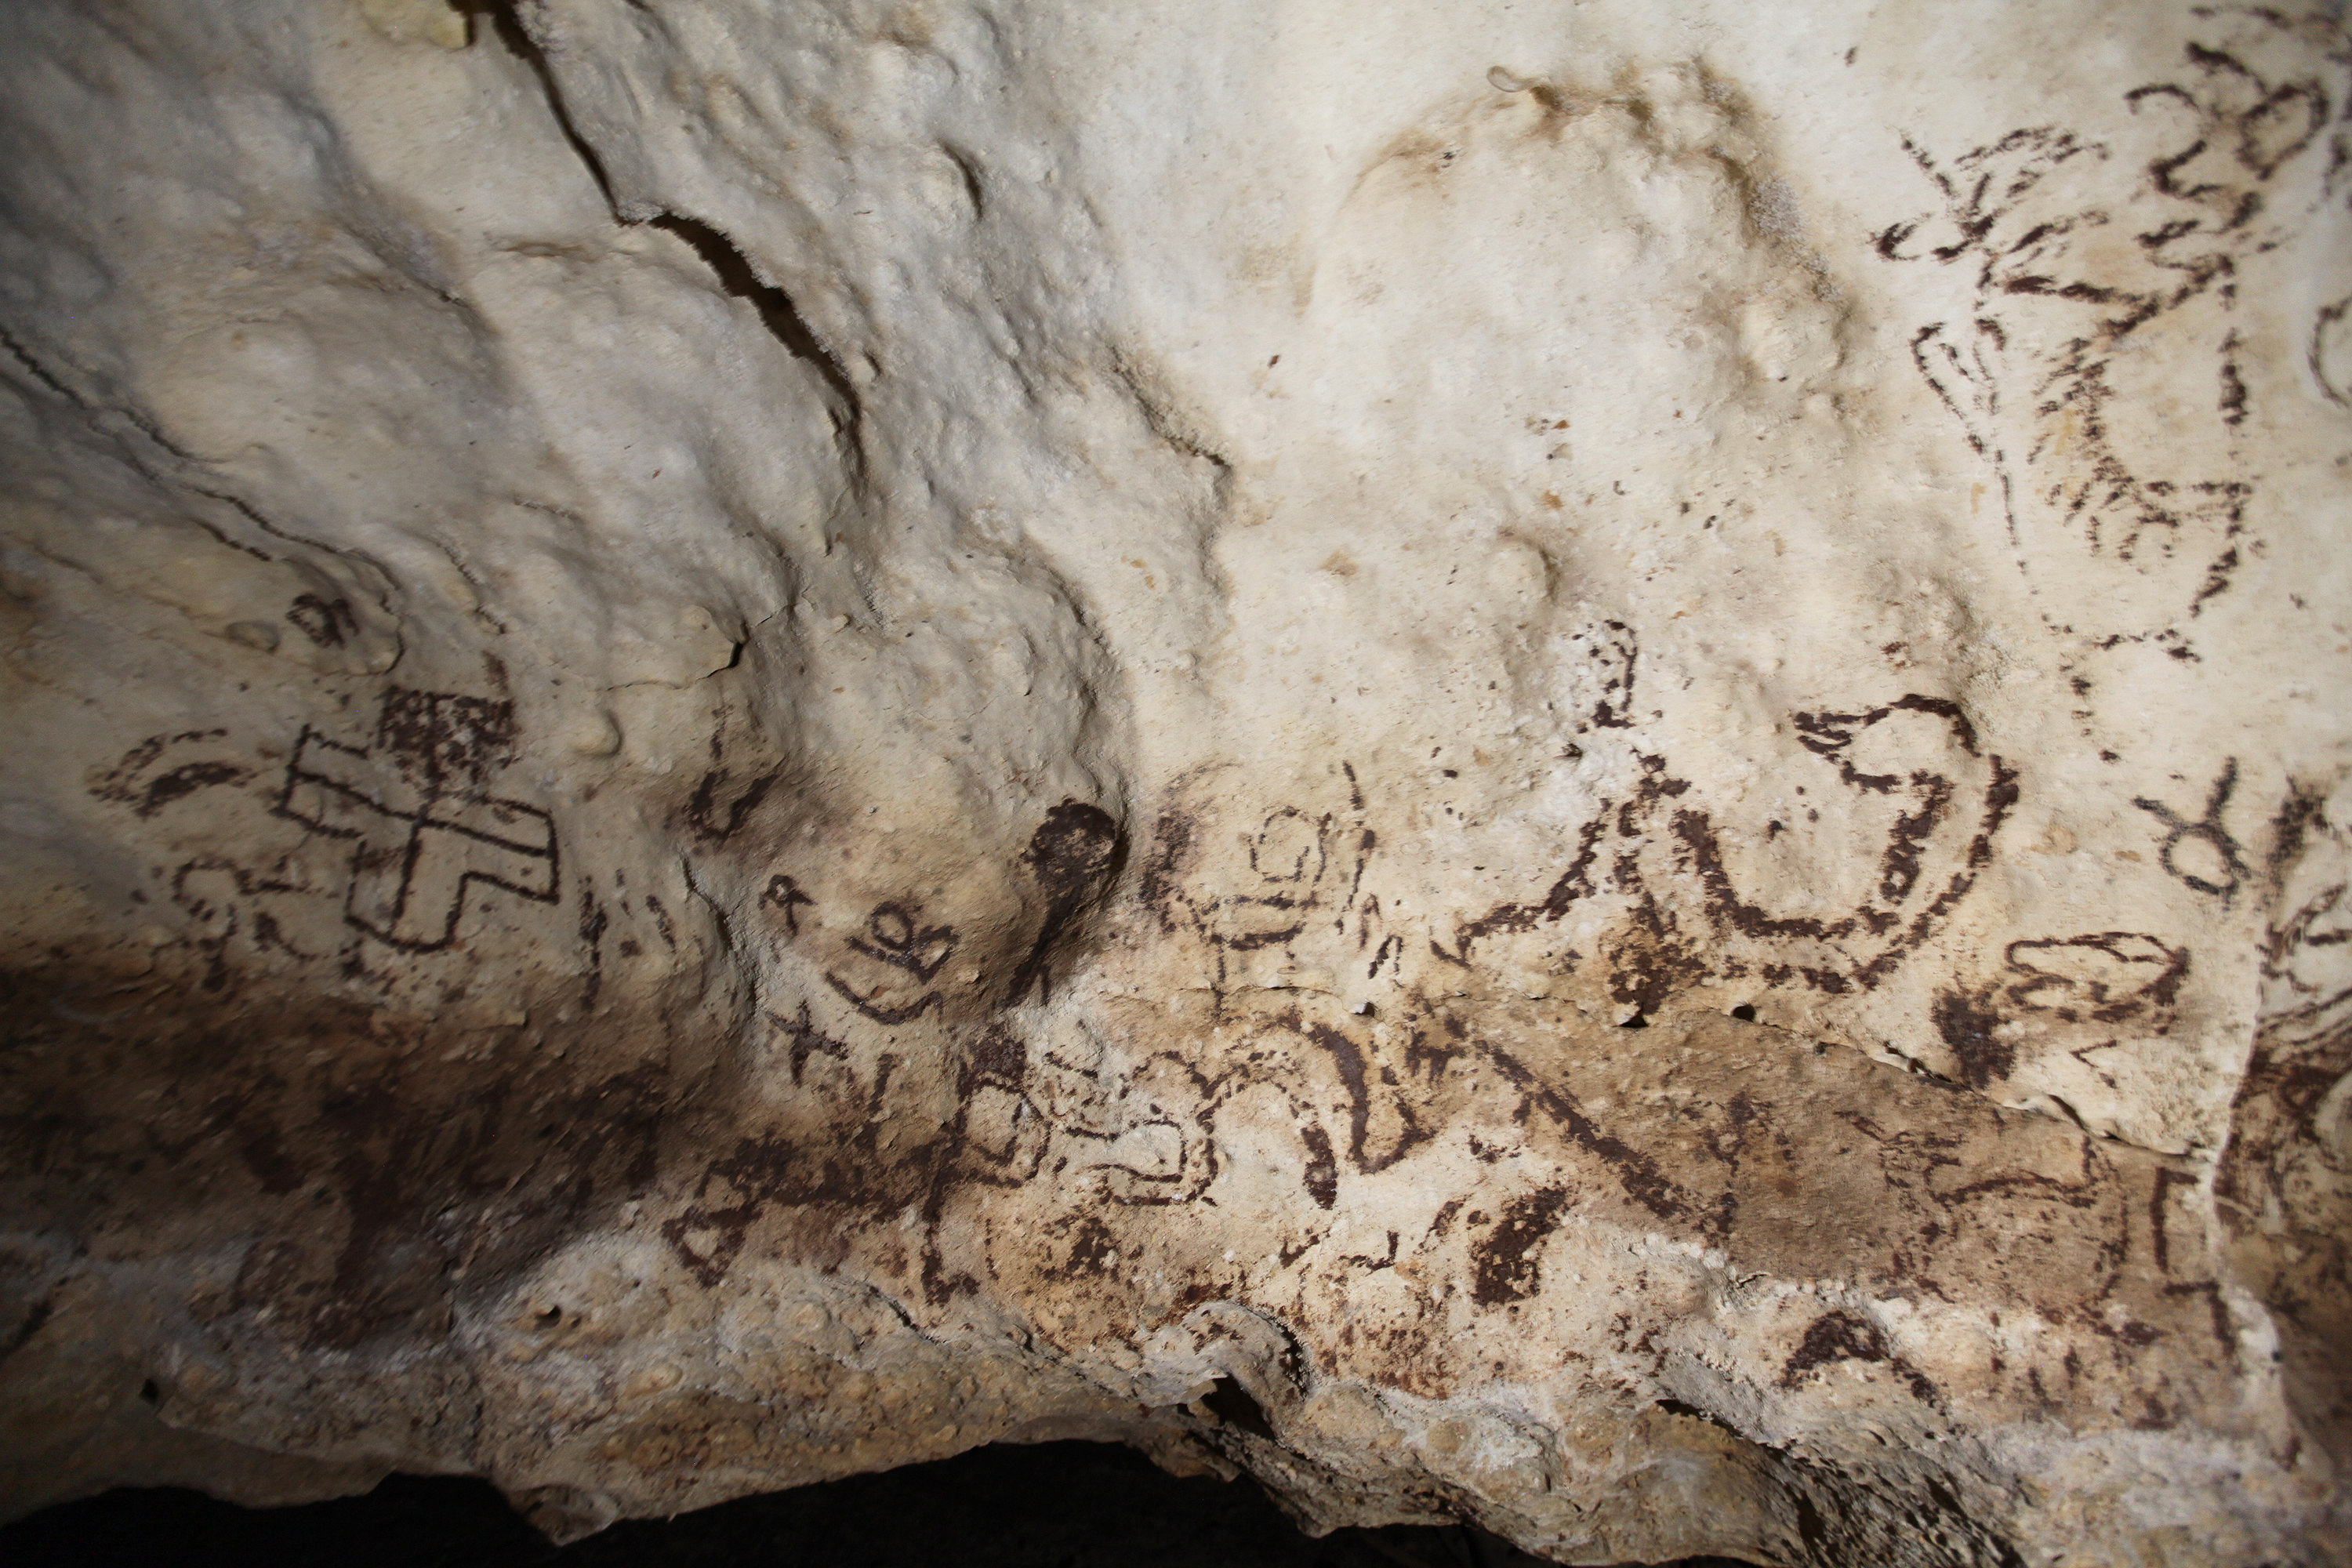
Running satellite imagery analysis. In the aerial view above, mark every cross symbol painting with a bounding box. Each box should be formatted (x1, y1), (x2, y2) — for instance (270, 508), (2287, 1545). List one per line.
(274, 688), (559, 952)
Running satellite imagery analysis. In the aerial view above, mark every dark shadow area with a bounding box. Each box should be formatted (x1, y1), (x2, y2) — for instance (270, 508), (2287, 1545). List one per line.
(2, 1439), (1763, 1568)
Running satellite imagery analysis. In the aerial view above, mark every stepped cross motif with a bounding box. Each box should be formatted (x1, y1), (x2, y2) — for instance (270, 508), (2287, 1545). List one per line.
(275, 688), (558, 951)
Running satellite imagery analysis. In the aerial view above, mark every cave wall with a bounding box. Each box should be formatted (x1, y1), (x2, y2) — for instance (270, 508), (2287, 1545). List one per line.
(2, 2), (2349, 1563)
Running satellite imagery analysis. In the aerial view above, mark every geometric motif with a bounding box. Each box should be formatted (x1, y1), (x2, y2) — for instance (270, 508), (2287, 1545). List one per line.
(274, 688), (557, 951)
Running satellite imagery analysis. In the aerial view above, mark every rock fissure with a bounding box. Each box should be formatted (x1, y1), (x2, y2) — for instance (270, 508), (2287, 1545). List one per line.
(487, 1), (869, 468)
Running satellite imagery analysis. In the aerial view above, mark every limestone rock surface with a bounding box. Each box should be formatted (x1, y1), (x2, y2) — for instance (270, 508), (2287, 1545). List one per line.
(2, 2), (2350, 1563)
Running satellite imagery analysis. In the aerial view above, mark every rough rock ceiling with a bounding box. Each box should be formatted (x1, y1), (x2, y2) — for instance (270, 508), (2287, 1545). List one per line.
(1, 2), (2348, 1563)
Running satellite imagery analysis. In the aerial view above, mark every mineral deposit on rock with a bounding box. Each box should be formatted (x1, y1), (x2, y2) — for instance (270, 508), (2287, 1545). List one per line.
(2, 1), (2348, 1563)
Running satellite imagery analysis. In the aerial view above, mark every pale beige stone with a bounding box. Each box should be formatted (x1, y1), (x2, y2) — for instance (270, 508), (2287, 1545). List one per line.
(1, 0), (2347, 1563)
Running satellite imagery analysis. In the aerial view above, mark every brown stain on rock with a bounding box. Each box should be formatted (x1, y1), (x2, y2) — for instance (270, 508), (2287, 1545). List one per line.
(1468, 1185), (1572, 1305)
(1933, 985), (2011, 1087)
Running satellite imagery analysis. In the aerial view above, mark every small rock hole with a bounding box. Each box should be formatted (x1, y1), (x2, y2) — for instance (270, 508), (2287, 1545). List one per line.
(1730, 1004), (1758, 1022)
(136, 1378), (160, 1406)
(1201, 1376), (1277, 1440)
(534, 1305), (563, 1330)
(1619, 1012), (1649, 1029)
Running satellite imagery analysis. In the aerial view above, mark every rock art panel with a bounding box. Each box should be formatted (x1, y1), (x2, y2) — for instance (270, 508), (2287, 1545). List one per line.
(0, 1), (2347, 1564)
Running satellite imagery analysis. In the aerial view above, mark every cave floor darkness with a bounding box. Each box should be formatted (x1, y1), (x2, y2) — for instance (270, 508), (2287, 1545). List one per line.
(2, 1439), (1760, 1568)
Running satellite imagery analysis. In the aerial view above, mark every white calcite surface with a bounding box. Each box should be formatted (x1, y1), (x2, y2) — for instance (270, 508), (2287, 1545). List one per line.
(2, 1), (2349, 1562)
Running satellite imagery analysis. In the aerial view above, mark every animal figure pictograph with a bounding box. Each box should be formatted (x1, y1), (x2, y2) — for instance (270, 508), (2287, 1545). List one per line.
(1880, 9), (2350, 642)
